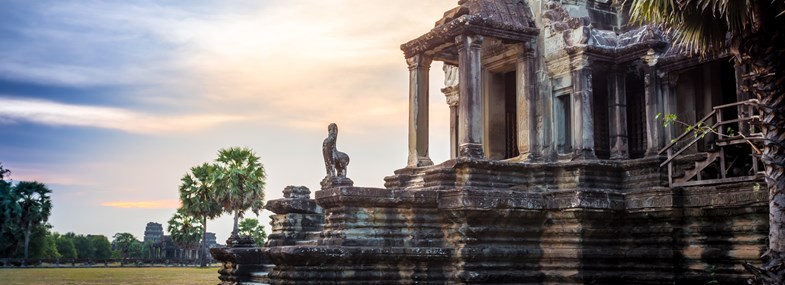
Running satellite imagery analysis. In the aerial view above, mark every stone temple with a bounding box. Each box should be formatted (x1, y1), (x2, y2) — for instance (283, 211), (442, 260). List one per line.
(211, 0), (768, 284)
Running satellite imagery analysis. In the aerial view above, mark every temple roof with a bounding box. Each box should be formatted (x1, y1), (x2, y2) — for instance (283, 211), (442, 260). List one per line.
(401, 0), (538, 58)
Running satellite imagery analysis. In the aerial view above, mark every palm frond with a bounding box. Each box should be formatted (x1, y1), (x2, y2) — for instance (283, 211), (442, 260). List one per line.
(629, 0), (751, 56)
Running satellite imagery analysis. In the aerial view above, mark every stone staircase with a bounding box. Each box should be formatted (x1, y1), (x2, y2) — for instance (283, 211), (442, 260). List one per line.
(660, 99), (764, 187)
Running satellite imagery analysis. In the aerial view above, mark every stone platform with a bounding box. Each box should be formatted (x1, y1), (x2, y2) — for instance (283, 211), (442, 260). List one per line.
(214, 158), (767, 285)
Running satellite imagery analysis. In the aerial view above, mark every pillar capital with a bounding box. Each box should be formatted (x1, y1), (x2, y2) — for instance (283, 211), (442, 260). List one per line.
(571, 53), (592, 71)
(406, 54), (433, 70)
(455, 34), (484, 51)
(442, 86), (460, 107)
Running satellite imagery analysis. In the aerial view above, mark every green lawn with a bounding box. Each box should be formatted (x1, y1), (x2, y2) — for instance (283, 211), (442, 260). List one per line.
(0, 267), (219, 285)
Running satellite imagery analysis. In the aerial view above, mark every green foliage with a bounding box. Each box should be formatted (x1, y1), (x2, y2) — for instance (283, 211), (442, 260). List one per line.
(178, 162), (222, 266)
(14, 181), (53, 258)
(180, 163), (222, 221)
(62, 233), (112, 259)
(213, 147), (266, 237)
(112, 232), (140, 259)
(629, 0), (753, 56)
(26, 224), (59, 259)
(167, 209), (203, 251)
(238, 218), (267, 246)
(55, 233), (77, 259)
(91, 235), (112, 259)
(0, 167), (54, 259)
(70, 233), (97, 259)
(0, 183), (22, 257)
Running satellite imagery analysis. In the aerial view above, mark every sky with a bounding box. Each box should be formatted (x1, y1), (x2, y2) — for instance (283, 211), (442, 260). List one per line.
(0, 0), (458, 243)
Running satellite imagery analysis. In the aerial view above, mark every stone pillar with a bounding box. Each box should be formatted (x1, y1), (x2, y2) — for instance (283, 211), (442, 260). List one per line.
(443, 86), (460, 159)
(570, 55), (596, 159)
(406, 54), (434, 167)
(642, 49), (662, 156)
(518, 42), (540, 160)
(609, 65), (629, 159)
(661, 73), (678, 143)
(456, 34), (484, 159)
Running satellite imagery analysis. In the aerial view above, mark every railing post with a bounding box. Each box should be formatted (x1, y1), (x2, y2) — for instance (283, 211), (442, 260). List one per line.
(668, 148), (673, 186)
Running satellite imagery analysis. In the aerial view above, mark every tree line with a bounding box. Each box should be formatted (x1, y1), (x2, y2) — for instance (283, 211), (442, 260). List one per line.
(1, 146), (269, 264)
(0, 163), (151, 260)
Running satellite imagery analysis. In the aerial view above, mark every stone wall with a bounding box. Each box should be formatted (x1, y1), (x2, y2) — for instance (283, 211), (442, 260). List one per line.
(256, 159), (767, 284)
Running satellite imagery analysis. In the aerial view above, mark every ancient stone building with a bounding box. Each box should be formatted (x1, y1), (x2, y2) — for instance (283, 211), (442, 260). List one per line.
(143, 222), (164, 244)
(144, 221), (218, 260)
(213, 0), (768, 284)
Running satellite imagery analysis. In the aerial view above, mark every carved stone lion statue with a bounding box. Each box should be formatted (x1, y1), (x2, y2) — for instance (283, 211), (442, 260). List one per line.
(323, 123), (350, 177)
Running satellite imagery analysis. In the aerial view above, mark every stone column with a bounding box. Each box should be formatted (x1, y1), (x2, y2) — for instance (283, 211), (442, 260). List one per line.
(570, 55), (596, 159)
(642, 49), (662, 157)
(608, 65), (629, 159)
(443, 86), (460, 159)
(456, 34), (484, 159)
(518, 42), (540, 161)
(406, 54), (434, 167)
(661, 73), (678, 143)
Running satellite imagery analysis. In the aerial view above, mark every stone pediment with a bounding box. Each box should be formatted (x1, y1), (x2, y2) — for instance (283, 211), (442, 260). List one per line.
(401, 0), (538, 58)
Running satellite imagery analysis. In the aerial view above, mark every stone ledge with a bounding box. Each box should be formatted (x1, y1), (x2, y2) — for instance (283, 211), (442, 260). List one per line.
(316, 187), (439, 209)
(266, 245), (451, 266)
(265, 198), (322, 215)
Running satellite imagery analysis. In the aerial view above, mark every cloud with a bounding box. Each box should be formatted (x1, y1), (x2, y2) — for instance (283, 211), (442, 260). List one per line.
(0, 97), (247, 134)
(100, 200), (180, 209)
(0, 0), (455, 133)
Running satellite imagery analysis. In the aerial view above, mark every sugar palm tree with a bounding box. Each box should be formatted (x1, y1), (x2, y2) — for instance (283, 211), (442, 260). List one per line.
(213, 147), (266, 241)
(630, 0), (785, 283)
(14, 181), (52, 259)
(167, 209), (203, 261)
(179, 162), (222, 267)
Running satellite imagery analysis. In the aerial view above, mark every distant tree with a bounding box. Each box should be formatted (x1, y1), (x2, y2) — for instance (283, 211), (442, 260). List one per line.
(140, 240), (155, 259)
(26, 224), (59, 259)
(13, 181), (52, 259)
(213, 147), (266, 239)
(238, 218), (267, 246)
(71, 233), (94, 259)
(179, 162), (222, 267)
(0, 165), (19, 257)
(54, 233), (77, 259)
(0, 185), (21, 257)
(112, 232), (139, 259)
(90, 235), (112, 259)
(167, 209), (203, 259)
(0, 164), (9, 188)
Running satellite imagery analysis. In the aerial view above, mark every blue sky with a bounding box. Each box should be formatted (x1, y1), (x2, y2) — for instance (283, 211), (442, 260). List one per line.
(0, 0), (456, 242)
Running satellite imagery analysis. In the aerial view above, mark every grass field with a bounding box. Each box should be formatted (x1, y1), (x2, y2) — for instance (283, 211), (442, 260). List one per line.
(0, 267), (219, 285)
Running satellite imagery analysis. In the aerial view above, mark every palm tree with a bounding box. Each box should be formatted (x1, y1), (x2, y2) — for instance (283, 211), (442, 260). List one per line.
(167, 209), (203, 261)
(179, 162), (222, 267)
(14, 181), (52, 259)
(213, 147), (266, 241)
(630, 0), (785, 283)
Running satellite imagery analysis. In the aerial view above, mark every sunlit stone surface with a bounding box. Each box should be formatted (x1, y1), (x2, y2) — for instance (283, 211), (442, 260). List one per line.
(212, 1), (768, 284)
